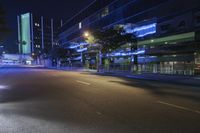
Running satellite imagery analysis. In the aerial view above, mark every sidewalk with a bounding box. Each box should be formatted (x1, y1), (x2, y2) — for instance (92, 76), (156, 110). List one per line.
(48, 67), (200, 87)
(99, 72), (200, 86)
(47, 66), (97, 72)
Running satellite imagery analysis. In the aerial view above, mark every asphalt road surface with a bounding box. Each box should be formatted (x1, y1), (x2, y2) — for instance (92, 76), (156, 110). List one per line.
(0, 66), (200, 133)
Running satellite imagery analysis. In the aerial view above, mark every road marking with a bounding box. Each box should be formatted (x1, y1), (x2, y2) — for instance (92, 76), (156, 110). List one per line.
(76, 80), (91, 85)
(96, 111), (102, 116)
(157, 101), (200, 115)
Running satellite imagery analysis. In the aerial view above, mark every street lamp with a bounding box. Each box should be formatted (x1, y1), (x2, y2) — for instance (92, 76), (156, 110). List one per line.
(83, 31), (101, 72)
(83, 31), (90, 38)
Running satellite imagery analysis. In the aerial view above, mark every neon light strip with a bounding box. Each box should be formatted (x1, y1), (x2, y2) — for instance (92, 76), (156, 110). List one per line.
(69, 42), (88, 49)
(109, 50), (145, 57)
(125, 23), (157, 37)
(77, 47), (88, 52)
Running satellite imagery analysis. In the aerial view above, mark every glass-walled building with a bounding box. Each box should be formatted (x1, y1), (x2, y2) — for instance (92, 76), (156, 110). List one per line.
(59, 0), (200, 75)
(17, 13), (62, 55)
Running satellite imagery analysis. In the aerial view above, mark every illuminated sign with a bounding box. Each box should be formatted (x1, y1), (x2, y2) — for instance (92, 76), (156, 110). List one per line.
(21, 13), (31, 54)
(125, 23), (157, 38)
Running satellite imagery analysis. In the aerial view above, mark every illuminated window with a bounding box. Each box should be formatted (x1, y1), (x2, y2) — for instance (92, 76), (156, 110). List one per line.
(178, 21), (186, 28)
(101, 7), (109, 18)
(79, 22), (82, 29)
(34, 23), (40, 27)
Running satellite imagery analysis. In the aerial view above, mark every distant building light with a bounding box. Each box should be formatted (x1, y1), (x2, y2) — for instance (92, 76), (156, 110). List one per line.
(26, 60), (32, 65)
(151, 40), (154, 43)
(79, 22), (82, 29)
(34, 23), (40, 27)
(101, 7), (109, 18)
(0, 85), (8, 90)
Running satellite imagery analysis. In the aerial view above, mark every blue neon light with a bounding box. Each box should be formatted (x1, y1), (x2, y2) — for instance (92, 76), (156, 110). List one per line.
(77, 47), (88, 52)
(109, 50), (145, 57)
(125, 23), (157, 38)
(72, 56), (82, 61)
(69, 42), (88, 49)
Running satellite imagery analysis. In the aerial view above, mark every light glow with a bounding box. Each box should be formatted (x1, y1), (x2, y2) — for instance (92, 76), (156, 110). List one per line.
(0, 85), (8, 90)
(72, 56), (82, 61)
(69, 42), (88, 49)
(125, 23), (157, 38)
(21, 13), (31, 54)
(109, 50), (145, 57)
(84, 31), (90, 38)
(77, 47), (88, 52)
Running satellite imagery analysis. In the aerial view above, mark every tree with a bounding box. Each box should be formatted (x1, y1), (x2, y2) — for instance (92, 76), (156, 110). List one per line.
(84, 27), (137, 72)
(49, 45), (67, 67)
(0, 4), (9, 43)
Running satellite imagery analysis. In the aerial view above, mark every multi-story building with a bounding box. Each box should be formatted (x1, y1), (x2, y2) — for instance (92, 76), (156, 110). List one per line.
(17, 13), (62, 56)
(59, 0), (200, 75)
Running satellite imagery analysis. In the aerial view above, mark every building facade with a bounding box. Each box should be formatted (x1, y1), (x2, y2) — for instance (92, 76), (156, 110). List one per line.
(17, 13), (62, 56)
(59, 0), (200, 75)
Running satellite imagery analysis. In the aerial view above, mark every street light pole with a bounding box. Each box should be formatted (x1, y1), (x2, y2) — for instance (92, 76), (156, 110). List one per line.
(83, 31), (101, 72)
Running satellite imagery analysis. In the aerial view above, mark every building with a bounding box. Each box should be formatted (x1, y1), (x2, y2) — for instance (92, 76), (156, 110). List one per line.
(0, 54), (33, 65)
(17, 13), (62, 56)
(59, 0), (200, 75)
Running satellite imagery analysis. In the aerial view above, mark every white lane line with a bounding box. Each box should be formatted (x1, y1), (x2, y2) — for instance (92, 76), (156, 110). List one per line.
(96, 111), (102, 116)
(157, 101), (200, 115)
(76, 80), (91, 85)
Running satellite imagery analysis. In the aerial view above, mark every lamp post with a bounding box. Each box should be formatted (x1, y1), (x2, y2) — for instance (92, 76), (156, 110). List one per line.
(83, 31), (101, 72)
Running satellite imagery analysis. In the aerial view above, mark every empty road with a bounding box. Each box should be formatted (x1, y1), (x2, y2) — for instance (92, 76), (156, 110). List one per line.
(0, 66), (200, 133)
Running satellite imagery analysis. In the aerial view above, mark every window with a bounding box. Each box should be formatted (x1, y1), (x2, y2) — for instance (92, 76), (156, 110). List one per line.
(101, 7), (109, 18)
(178, 21), (186, 28)
(34, 23), (40, 27)
(79, 22), (82, 29)
(195, 12), (200, 26)
(196, 16), (200, 24)
(161, 24), (170, 31)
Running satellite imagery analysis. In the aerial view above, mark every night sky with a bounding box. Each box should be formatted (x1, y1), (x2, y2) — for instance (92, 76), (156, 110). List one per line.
(0, 0), (94, 53)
